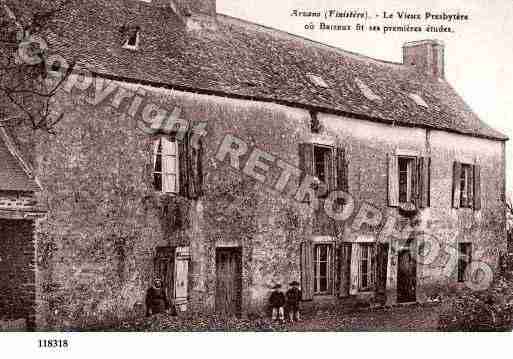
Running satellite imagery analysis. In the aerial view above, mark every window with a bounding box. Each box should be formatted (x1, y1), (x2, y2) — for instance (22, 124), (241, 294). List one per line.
(314, 244), (333, 295)
(153, 137), (179, 194)
(409, 93), (429, 108)
(389, 154), (431, 208)
(358, 244), (375, 291)
(458, 243), (472, 283)
(123, 26), (140, 50)
(307, 73), (329, 88)
(314, 145), (332, 185)
(453, 162), (481, 209)
(460, 164), (473, 208)
(355, 78), (381, 102)
(398, 156), (415, 204)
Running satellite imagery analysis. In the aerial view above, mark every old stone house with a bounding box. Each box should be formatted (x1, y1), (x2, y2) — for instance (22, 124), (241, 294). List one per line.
(0, 0), (508, 330)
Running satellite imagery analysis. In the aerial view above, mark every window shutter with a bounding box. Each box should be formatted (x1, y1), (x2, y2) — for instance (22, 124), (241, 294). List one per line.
(349, 243), (360, 295)
(178, 132), (190, 197)
(452, 161), (462, 208)
(412, 157), (419, 206)
(174, 246), (190, 312)
(376, 243), (389, 294)
(326, 147), (337, 193)
(162, 137), (177, 193)
(336, 147), (348, 192)
(298, 143), (314, 202)
(188, 135), (204, 199)
(338, 243), (351, 297)
(419, 157), (431, 208)
(300, 241), (314, 301)
(388, 154), (399, 207)
(473, 165), (481, 211)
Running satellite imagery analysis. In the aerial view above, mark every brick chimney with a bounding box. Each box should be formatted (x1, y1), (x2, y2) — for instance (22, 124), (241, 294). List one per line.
(403, 40), (445, 79)
(152, 0), (216, 17)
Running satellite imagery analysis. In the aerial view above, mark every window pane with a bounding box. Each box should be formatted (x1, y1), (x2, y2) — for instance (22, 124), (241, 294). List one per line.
(398, 158), (409, 203)
(163, 174), (176, 193)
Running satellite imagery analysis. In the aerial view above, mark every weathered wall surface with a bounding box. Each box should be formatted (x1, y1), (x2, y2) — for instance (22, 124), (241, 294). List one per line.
(0, 219), (36, 330)
(320, 114), (507, 302)
(34, 78), (507, 328)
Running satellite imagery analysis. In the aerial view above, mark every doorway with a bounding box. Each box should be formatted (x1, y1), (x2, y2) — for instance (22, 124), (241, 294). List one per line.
(215, 247), (242, 317)
(397, 248), (417, 303)
(154, 246), (175, 301)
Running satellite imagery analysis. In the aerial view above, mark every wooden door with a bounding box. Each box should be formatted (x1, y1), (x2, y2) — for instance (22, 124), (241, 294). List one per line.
(155, 247), (175, 301)
(397, 248), (417, 303)
(215, 248), (242, 317)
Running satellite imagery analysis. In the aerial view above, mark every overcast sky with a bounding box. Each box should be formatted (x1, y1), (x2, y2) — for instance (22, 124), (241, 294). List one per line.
(216, 0), (513, 194)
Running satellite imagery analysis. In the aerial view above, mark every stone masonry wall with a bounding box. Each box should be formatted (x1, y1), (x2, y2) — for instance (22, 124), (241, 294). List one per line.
(33, 79), (507, 328)
(0, 219), (36, 330)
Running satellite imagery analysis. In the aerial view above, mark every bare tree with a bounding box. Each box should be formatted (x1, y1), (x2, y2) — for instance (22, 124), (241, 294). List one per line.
(0, 0), (73, 133)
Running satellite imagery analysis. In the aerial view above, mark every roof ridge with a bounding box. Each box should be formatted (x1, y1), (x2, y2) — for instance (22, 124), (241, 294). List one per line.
(217, 13), (405, 67)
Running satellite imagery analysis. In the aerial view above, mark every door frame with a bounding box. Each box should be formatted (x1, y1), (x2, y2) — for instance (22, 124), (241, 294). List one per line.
(396, 247), (417, 303)
(215, 247), (243, 316)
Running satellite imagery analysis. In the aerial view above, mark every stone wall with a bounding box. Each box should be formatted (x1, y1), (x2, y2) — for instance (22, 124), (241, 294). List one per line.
(33, 79), (507, 328)
(0, 219), (36, 330)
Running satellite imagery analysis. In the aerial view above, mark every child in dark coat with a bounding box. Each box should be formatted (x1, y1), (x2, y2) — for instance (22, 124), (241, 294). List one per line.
(269, 284), (285, 322)
(146, 278), (174, 317)
(286, 281), (302, 322)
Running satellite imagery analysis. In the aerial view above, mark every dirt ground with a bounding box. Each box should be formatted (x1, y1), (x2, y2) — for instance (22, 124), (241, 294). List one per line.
(115, 303), (441, 332)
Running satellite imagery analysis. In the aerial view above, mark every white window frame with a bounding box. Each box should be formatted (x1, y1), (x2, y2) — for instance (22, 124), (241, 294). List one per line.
(358, 243), (375, 292)
(460, 164), (473, 208)
(313, 243), (334, 295)
(153, 137), (179, 194)
(123, 29), (140, 50)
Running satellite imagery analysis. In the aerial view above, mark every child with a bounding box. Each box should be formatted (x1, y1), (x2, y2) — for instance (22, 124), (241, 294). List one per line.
(269, 284), (285, 322)
(286, 281), (302, 322)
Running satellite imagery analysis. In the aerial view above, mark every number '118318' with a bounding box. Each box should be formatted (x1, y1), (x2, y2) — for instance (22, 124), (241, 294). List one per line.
(38, 339), (69, 348)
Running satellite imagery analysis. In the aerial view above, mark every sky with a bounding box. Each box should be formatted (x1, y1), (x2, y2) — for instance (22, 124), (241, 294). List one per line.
(215, 0), (513, 195)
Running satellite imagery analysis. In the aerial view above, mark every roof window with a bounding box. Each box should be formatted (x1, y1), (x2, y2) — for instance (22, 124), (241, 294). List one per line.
(307, 73), (329, 88)
(122, 25), (140, 50)
(355, 78), (381, 101)
(408, 93), (429, 108)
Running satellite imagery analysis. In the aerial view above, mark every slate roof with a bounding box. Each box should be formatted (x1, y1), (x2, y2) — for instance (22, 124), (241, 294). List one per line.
(39, 0), (507, 140)
(0, 127), (40, 192)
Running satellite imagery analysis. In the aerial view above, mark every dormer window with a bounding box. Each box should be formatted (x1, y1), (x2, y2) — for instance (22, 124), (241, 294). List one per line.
(355, 78), (381, 102)
(307, 73), (329, 88)
(409, 93), (429, 108)
(123, 25), (140, 50)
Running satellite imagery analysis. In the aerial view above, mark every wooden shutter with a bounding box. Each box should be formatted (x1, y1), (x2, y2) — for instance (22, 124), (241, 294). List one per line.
(376, 243), (389, 294)
(336, 147), (348, 192)
(300, 241), (314, 301)
(325, 147), (337, 194)
(338, 243), (351, 297)
(419, 157), (431, 208)
(188, 135), (204, 199)
(473, 165), (481, 211)
(162, 137), (178, 193)
(299, 143), (314, 177)
(178, 132), (190, 197)
(452, 161), (462, 208)
(349, 243), (360, 295)
(388, 154), (399, 207)
(411, 157), (419, 206)
(174, 246), (190, 311)
(298, 143), (315, 203)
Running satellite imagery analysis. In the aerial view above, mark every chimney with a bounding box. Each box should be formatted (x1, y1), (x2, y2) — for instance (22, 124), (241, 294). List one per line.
(403, 40), (445, 79)
(152, 0), (216, 17)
